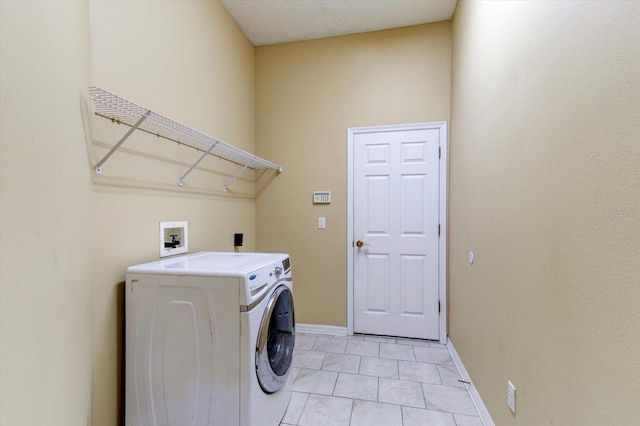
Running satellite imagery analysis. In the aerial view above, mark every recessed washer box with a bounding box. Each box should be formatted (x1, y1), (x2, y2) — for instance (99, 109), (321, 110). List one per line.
(160, 221), (188, 258)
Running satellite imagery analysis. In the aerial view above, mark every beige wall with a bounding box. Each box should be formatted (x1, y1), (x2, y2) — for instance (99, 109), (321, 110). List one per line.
(1, 1), (257, 425)
(1, 1), (93, 424)
(255, 23), (451, 326)
(5, 1), (636, 424)
(89, 1), (257, 424)
(449, 1), (640, 424)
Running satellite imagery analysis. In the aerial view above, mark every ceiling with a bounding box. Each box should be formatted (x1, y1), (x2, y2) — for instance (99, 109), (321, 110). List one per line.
(220, 0), (457, 46)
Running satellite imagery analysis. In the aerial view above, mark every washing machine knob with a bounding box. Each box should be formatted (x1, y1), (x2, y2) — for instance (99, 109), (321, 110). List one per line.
(274, 266), (283, 277)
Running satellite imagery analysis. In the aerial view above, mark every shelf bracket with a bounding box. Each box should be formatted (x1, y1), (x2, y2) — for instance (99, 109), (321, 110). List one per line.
(178, 141), (218, 187)
(95, 110), (150, 174)
(224, 158), (255, 191)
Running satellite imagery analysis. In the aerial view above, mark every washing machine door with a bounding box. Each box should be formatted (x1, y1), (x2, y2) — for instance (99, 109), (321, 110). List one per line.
(256, 284), (295, 393)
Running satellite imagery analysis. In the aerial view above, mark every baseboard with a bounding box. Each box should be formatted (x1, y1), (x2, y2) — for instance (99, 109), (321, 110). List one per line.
(295, 323), (348, 336)
(446, 338), (495, 426)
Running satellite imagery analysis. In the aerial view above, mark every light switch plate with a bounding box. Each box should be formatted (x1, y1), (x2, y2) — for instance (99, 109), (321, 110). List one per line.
(318, 217), (326, 229)
(160, 221), (188, 258)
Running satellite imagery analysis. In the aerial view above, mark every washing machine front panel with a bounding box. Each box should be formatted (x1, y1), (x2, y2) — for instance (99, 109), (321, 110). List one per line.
(255, 283), (295, 394)
(125, 274), (240, 426)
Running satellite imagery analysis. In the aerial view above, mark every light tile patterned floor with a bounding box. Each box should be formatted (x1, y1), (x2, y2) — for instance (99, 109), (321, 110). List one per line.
(280, 333), (484, 426)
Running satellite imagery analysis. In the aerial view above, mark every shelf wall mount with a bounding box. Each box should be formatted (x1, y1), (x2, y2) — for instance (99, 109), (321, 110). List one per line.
(89, 86), (282, 188)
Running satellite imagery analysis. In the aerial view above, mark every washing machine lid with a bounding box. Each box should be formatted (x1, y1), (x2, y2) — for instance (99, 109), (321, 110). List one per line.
(127, 251), (288, 277)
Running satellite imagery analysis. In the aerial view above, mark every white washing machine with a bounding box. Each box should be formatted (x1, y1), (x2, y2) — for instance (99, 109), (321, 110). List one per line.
(125, 252), (295, 426)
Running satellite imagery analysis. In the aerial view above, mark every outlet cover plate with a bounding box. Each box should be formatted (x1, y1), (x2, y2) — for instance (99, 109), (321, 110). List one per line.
(507, 380), (516, 414)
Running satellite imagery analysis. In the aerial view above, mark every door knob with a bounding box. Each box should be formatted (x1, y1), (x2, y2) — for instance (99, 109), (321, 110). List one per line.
(356, 240), (368, 248)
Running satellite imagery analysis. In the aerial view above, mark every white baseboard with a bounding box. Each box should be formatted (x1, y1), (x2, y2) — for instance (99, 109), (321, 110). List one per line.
(446, 338), (495, 426)
(296, 323), (348, 336)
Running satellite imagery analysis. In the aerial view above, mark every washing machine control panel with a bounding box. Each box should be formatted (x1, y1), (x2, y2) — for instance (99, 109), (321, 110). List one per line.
(282, 257), (291, 273)
(247, 267), (271, 296)
(242, 256), (291, 304)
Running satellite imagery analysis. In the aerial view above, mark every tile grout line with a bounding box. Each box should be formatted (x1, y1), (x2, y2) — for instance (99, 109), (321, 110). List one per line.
(289, 334), (485, 425)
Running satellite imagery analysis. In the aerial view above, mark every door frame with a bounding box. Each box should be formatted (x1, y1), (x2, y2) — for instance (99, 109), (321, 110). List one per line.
(347, 122), (448, 344)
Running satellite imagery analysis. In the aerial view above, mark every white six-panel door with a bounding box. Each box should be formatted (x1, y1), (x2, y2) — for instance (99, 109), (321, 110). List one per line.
(350, 124), (444, 340)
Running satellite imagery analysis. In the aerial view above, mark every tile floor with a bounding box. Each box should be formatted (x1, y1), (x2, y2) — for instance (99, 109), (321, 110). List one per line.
(280, 333), (484, 426)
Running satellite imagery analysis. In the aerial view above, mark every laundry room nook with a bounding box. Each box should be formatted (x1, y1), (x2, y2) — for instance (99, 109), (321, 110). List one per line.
(1, 1), (639, 426)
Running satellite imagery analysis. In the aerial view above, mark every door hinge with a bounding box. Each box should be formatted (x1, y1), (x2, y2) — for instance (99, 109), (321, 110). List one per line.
(438, 300), (441, 313)
(439, 146), (441, 159)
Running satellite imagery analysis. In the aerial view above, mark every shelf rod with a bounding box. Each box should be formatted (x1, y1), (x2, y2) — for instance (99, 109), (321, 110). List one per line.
(224, 158), (254, 191)
(178, 141), (218, 187)
(95, 110), (150, 174)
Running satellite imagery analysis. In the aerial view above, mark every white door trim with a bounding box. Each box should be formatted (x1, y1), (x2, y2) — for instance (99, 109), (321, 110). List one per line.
(347, 122), (448, 344)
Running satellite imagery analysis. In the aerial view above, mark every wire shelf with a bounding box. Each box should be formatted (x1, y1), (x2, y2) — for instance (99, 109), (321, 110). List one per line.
(89, 86), (281, 188)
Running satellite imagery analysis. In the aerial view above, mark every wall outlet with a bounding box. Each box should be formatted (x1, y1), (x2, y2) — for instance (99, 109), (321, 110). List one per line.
(507, 380), (516, 414)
